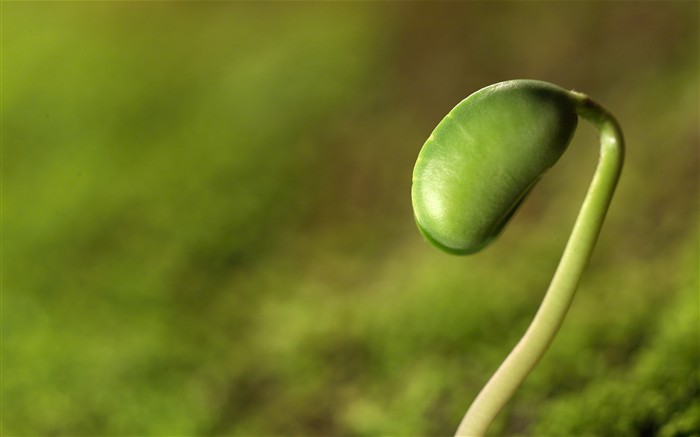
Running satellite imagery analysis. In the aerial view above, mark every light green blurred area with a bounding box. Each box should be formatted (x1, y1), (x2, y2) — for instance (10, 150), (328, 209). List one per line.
(2, 2), (698, 436)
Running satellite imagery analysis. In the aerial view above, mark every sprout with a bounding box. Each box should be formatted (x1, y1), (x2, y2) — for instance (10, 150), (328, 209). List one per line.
(411, 79), (625, 436)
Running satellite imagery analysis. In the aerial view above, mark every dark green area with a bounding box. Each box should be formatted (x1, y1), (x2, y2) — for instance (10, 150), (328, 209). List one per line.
(3, 2), (698, 436)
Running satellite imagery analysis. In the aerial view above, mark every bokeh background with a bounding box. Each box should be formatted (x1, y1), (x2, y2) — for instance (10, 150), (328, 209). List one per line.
(3, 2), (698, 436)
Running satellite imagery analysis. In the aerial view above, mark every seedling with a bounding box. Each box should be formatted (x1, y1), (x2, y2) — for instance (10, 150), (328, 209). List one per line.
(412, 80), (624, 436)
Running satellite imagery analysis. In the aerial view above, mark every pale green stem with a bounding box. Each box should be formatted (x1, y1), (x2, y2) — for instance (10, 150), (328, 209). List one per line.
(455, 91), (625, 436)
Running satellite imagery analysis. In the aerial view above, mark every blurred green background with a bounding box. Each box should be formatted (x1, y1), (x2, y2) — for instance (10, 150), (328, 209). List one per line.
(3, 2), (698, 436)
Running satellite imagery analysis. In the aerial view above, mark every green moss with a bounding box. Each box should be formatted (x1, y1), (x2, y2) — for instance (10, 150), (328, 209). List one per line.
(532, 272), (699, 436)
(2, 2), (698, 436)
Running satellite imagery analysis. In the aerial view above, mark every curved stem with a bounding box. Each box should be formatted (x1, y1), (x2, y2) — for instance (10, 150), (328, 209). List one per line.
(455, 91), (624, 436)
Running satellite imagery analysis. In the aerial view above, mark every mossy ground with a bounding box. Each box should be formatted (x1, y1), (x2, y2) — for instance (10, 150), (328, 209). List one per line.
(3, 2), (698, 435)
